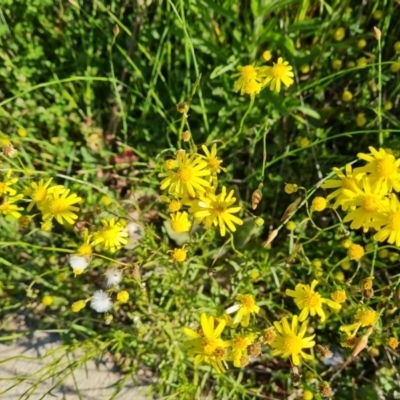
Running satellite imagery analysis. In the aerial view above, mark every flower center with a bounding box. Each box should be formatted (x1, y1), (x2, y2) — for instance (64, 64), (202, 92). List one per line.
(376, 157), (396, 177)
(216, 206), (226, 215)
(283, 333), (303, 354)
(272, 63), (286, 78)
(363, 196), (379, 213)
(203, 338), (218, 355)
(389, 211), (400, 231)
(208, 158), (220, 170)
(356, 310), (377, 326)
(241, 65), (257, 80)
(78, 243), (92, 256)
(177, 167), (192, 183)
(304, 292), (321, 308)
(213, 347), (226, 360)
(240, 295), (255, 310)
(342, 177), (356, 190)
(50, 199), (68, 214)
(169, 200), (181, 212)
(32, 187), (47, 203)
(233, 337), (248, 350)
(102, 226), (119, 241)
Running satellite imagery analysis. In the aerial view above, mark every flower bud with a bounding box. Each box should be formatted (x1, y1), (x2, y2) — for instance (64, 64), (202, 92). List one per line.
(177, 102), (189, 114)
(255, 217), (264, 227)
(373, 26), (381, 40)
(281, 197), (302, 221)
(113, 25), (120, 36)
(264, 229), (278, 247)
(251, 183), (263, 210)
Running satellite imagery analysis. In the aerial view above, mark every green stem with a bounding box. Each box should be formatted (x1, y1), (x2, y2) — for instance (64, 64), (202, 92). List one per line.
(377, 35), (383, 145)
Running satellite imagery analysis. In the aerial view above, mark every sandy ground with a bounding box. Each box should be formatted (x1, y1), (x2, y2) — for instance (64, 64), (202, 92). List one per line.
(0, 332), (149, 400)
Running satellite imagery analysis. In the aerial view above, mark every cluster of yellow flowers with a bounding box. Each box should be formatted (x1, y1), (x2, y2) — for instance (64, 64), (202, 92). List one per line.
(322, 146), (400, 246)
(183, 279), (345, 373)
(159, 145), (244, 262)
(232, 51), (294, 97)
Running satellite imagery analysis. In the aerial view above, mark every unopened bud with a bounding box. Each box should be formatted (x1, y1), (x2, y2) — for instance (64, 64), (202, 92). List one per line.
(319, 384), (332, 397)
(363, 288), (374, 299)
(113, 25), (120, 36)
(248, 342), (261, 357)
(352, 327), (373, 357)
(373, 26), (381, 41)
(251, 183), (263, 210)
(284, 183), (298, 194)
(255, 217), (264, 227)
(264, 229), (278, 248)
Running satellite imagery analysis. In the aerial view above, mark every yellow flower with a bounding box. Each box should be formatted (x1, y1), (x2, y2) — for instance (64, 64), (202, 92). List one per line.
(341, 177), (388, 231)
(0, 194), (24, 218)
(183, 313), (230, 373)
(202, 144), (226, 175)
(259, 57), (294, 92)
(340, 308), (378, 337)
(225, 294), (260, 327)
(286, 280), (341, 322)
(299, 137), (310, 148)
(342, 90), (353, 102)
(374, 194), (400, 246)
(232, 64), (260, 95)
(41, 220), (52, 231)
(355, 147), (400, 192)
(242, 80), (262, 97)
(189, 186), (243, 237)
(41, 187), (82, 225)
(333, 27), (345, 41)
(92, 218), (129, 252)
(0, 169), (18, 196)
(321, 164), (360, 210)
(387, 337), (399, 350)
(331, 290), (347, 304)
(230, 333), (257, 367)
(159, 151), (210, 198)
(311, 196), (327, 211)
(286, 221), (297, 231)
(24, 178), (64, 212)
(117, 290), (130, 303)
(41, 295), (53, 306)
(170, 211), (191, 233)
(341, 238), (353, 249)
(300, 64), (310, 74)
(348, 243), (364, 261)
(357, 39), (367, 49)
(270, 315), (315, 366)
(332, 59), (342, 70)
(77, 228), (93, 256)
(262, 50), (272, 61)
(395, 41), (400, 52)
(169, 244), (188, 262)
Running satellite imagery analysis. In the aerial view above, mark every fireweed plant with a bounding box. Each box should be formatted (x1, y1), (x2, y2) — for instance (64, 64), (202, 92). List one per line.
(2, 2), (400, 400)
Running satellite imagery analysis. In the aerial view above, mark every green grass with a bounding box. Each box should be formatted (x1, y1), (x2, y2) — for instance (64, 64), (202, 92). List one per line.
(1, 0), (400, 399)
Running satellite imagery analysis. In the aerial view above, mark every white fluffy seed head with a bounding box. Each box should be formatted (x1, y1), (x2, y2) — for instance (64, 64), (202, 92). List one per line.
(90, 290), (113, 313)
(69, 255), (90, 272)
(104, 268), (122, 287)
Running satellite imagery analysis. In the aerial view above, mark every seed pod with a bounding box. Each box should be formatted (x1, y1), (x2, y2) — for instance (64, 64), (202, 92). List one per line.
(264, 229), (278, 248)
(281, 197), (302, 221)
(251, 183), (263, 210)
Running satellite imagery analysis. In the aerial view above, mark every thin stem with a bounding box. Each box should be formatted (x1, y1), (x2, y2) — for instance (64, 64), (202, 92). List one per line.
(377, 35), (383, 145)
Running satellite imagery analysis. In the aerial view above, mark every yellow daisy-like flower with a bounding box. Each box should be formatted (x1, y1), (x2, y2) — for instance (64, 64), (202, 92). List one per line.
(225, 294), (260, 327)
(387, 337), (399, 350)
(232, 64), (260, 95)
(160, 195), (182, 212)
(259, 57), (294, 93)
(321, 164), (360, 210)
(354, 146), (400, 192)
(0, 169), (18, 196)
(374, 194), (400, 246)
(230, 333), (257, 368)
(92, 218), (129, 252)
(183, 313), (230, 373)
(202, 144), (226, 175)
(189, 186), (243, 237)
(286, 280), (341, 322)
(340, 307), (378, 337)
(41, 187), (82, 225)
(331, 290), (347, 304)
(24, 178), (64, 212)
(159, 151), (210, 198)
(311, 196), (327, 211)
(77, 228), (93, 256)
(341, 177), (388, 231)
(270, 315), (316, 366)
(170, 211), (191, 233)
(242, 80), (262, 97)
(348, 243), (364, 261)
(0, 194), (24, 218)
(168, 244), (188, 262)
